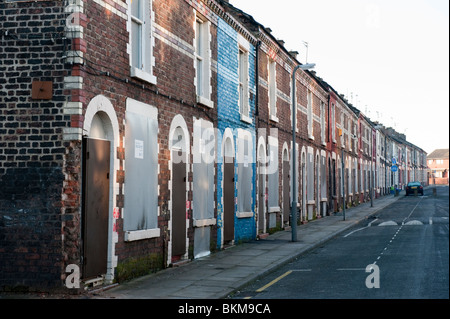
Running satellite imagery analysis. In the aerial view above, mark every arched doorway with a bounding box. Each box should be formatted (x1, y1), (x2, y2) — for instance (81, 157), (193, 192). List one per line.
(301, 150), (306, 222)
(82, 95), (119, 283)
(222, 130), (235, 246)
(257, 137), (267, 236)
(169, 115), (190, 263)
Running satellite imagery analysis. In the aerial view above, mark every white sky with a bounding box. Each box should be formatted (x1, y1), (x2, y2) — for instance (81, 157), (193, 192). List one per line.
(230, 0), (449, 154)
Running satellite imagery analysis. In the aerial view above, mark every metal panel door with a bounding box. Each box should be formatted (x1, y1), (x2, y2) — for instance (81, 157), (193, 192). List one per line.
(172, 150), (186, 257)
(283, 160), (290, 224)
(82, 138), (110, 279)
(223, 157), (235, 243)
(258, 169), (265, 233)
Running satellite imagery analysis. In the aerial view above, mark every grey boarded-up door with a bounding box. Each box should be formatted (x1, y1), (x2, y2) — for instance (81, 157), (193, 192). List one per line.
(82, 137), (110, 279)
(283, 159), (290, 224)
(193, 121), (215, 258)
(258, 169), (265, 233)
(172, 149), (187, 257)
(223, 157), (235, 243)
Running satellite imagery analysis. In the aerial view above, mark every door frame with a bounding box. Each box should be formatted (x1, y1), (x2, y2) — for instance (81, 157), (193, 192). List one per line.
(81, 137), (110, 280)
(168, 115), (190, 265)
(82, 95), (119, 284)
(257, 137), (267, 235)
(220, 128), (235, 248)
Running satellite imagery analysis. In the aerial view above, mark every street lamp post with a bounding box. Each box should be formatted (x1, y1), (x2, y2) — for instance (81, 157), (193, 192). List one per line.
(291, 63), (315, 242)
(339, 130), (346, 221)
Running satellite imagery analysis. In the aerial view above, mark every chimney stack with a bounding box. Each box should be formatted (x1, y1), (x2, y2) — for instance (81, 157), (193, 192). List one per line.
(289, 51), (299, 59)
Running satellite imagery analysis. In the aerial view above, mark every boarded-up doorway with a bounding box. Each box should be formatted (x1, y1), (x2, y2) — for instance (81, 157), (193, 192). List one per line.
(258, 169), (265, 234)
(283, 159), (290, 226)
(82, 137), (110, 279)
(223, 157), (235, 243)
(172, 149), (187, 258)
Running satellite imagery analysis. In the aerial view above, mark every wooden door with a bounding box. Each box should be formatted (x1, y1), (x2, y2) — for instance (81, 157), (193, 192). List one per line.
(82, 138), (110, 279)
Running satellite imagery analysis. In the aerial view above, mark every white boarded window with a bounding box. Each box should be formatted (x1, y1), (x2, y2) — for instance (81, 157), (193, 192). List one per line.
(237, 129), (253, 214)
(239, 47), (250, 121)
(320, 101), (326, 145)
(307, 90), (313, 139)
(124, 98), (159, 240)
(268, 59), (278, 122)
(332, 103), (336, 143)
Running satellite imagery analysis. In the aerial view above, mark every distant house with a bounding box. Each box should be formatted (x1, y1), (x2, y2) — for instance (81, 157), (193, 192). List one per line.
(428, 149), (449, 185)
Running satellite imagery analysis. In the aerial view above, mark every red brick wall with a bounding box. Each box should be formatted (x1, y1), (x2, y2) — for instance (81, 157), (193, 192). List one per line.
(78, 0), (218, 270)
(0, 0), (72, 291)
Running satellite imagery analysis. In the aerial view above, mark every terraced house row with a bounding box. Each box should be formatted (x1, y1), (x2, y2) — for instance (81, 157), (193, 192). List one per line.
(0, 0), (428, 292)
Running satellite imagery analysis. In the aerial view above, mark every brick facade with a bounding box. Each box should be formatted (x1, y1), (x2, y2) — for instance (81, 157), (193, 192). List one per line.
(0, 0), (428, 292)
(0, 0), (71, 291)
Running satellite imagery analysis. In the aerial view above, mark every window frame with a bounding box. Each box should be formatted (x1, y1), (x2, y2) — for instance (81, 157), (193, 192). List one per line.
(268, 59), (278, 122)
(195, 15), (214, 108)
(238, 46), (251, 123)
(128, 0), (157, 85)
(307, 90), (314, 140)
(332, 103), (336, 143)
(320, 100), (326, 145)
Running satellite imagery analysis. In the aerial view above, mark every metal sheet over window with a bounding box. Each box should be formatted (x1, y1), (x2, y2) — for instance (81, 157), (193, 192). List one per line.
(124, 101), (158, 232)
(193, 119), (215, 221)
(237, 129), (252, 213)
(193, 119), (215, 258)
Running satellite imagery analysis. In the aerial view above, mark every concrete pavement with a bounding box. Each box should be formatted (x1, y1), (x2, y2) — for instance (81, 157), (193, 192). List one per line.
(94, 192), (404, 299)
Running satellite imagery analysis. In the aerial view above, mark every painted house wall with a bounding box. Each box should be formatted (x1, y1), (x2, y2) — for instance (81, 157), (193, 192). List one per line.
(216, 17), (257, 247)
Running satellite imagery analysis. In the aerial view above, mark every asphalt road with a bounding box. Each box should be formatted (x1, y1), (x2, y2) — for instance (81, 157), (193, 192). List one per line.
(231, 186), (449, 299)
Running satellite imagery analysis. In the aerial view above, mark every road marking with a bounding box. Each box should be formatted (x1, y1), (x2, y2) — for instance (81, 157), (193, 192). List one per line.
(343, 218), (378, 237)
(402, 196), (423, 223)
(372, 224), (404, 265)
(336, 268), (365, 271)
(379, 220), (398, 226)
(404, 220), (423, 225)
(291, 269), (312, 272)
(256, 271), (292, 293)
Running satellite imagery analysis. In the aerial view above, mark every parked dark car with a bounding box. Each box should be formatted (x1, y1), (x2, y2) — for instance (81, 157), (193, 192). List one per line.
(405, 182), (424, 196)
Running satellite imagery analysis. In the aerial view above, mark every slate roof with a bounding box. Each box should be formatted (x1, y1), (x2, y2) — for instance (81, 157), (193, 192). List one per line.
(427, 149), (449, 159)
